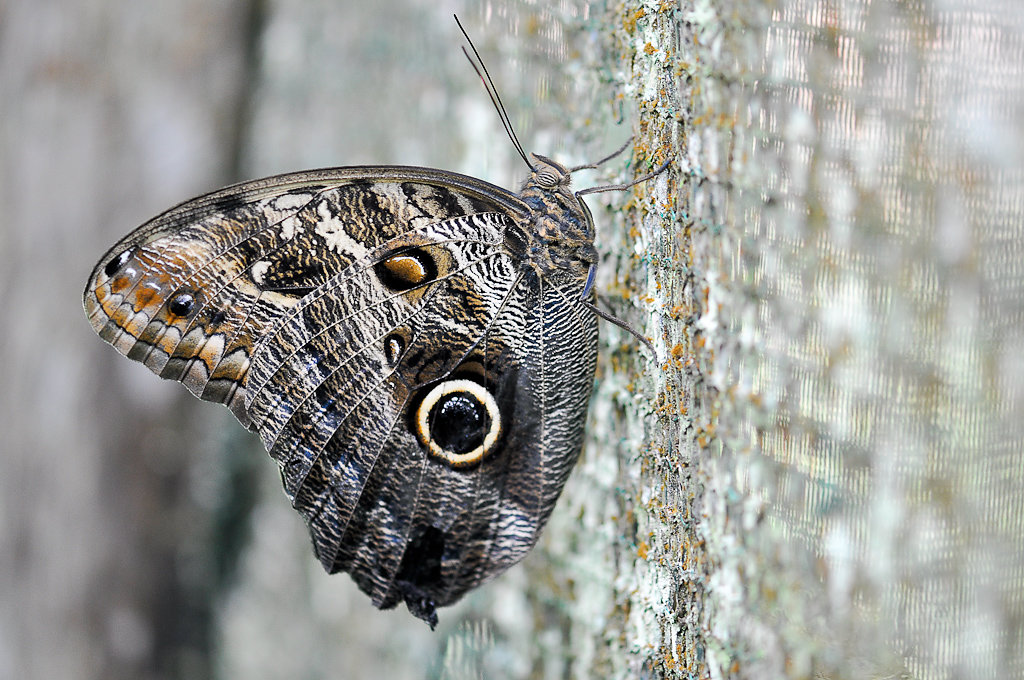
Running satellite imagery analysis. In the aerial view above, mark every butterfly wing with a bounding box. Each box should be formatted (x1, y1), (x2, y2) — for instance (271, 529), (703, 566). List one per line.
(243, 210), (598, 623)
(84, 164), (599, 626)
(83, 166), (520, 425)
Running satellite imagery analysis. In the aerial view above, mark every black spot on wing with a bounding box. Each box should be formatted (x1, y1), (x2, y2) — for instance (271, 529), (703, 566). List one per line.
(168, 292), (196, 317)
(395, 525), (445, 629)
(257, 255), (327, 297)
(104, 248), (134, 277)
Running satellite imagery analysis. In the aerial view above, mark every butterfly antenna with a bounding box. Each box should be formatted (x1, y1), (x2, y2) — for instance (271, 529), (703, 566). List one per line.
(454, 15), (534, 171)
(569, 138), (634, 172)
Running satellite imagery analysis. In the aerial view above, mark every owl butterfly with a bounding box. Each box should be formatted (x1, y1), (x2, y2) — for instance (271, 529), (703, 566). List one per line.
(83, 20), (665, 628)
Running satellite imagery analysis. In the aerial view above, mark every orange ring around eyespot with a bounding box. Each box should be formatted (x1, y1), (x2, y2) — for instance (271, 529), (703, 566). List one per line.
(415, 379), (501, 468)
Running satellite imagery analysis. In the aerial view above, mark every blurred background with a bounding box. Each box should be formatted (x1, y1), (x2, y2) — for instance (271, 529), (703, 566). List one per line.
(2, 1), (637, 678)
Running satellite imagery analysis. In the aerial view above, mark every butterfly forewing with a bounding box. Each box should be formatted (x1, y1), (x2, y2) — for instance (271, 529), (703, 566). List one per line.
(84, 167), (524, 425)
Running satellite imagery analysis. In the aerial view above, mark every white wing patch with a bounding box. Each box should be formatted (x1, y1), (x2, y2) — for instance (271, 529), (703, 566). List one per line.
(314, 202), (370, 258)
(251, 260), (271, 286)
(272, 192), (316, 212)
(279, 215), (303, 241)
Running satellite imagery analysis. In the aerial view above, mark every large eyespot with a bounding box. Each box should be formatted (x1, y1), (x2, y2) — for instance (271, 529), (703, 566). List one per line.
(104, 248), (135, 277)
(376, 248), (437, 291)
(414, 379), (501, 468)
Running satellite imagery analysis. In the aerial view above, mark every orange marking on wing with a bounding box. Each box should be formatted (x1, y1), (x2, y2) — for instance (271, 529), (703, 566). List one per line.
(133, 287), (159, 309)
(111, 276), (130, 294)
(107, 303), (132, 328)
(211, 347), (250, 382)
(156, 325), (183, 355)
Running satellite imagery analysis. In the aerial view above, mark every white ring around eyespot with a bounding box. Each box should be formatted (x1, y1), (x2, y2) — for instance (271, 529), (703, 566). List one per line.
(415, 379), (501, 468)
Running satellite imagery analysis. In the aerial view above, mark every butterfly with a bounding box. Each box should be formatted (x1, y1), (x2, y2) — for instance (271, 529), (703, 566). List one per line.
(83, 20), (664, 628)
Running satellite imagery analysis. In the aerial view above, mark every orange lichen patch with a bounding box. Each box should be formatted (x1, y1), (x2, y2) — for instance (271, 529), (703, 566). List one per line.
(622, 7), (646, 31)
(670, 343), (686, 358)
(637, 541), (650, 559)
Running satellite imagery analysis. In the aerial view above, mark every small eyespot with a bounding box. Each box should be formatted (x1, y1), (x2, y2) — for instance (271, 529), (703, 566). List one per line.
(383, 332), (407, 367)
(168, 292), (195, 317)
(104, 248), (135, 277)
(209, 310), (227, 326)
(414, 379), (501, 468)
(376, 248), (437, 291)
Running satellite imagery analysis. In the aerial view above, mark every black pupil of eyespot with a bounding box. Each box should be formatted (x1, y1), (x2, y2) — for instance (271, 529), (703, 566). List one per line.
(430, 392), (489, 455)
(104, 249), (133, 276)
(169, 293), (195, 316)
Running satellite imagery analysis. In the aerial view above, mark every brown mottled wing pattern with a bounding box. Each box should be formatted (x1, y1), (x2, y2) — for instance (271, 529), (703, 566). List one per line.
(84, 167), (516, 424)
(244, 210), (598, 616)
(83, 159), (600, 627)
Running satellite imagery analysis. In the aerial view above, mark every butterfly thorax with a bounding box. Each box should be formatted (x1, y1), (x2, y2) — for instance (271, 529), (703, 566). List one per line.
(504, 154), (597, 280)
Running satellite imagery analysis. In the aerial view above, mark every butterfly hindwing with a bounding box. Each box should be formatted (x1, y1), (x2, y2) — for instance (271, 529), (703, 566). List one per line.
(243, 215), (598, 617)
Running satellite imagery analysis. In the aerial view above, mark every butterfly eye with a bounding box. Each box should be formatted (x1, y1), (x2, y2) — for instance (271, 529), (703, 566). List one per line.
(536, 169), (560, 187)
(168, 292), (196, 317)
(376, 249), (437, 291)
(415, 379), (501, 468)
(104, 248), (135, 277)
